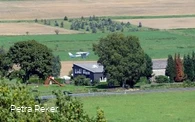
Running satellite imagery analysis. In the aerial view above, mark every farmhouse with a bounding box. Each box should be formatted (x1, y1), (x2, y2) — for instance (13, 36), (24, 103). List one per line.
(72, 63), (105, 82)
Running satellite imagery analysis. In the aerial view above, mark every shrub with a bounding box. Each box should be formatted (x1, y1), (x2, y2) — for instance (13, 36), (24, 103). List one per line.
(135, 77), (150, 87)
(183, 80), (195, 87)
(64, 16), (68, 21)
(60, 21), (64, 27)
(54, 21), (59, 26)
(74, 75), (91, 86)
(138, 22), (142, 27)
(155, 75), (170, 83)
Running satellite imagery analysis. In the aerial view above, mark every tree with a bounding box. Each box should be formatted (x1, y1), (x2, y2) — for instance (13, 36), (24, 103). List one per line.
(60, 21), (64, 27)
(142, 54), (153, 79)
(0, 48), (12, 77)
(174, 53), (184, 82)
(0, 81), (107, 122)
(93, 33), (146, 87)
(64, 16), (68, 21)
(7, 40), (54, 83)
(52, 55), (61, 77)
(183, 54), (194, 81)
(165, 55), (176, 81)
(192, 51), (195, 81)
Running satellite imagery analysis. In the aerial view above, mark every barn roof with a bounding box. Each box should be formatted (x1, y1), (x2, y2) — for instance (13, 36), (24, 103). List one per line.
(73, 63), (104, 73)
(152, 59), (167, 69)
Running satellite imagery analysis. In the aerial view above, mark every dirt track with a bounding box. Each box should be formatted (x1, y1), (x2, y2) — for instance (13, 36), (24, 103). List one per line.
(0, 0), (195, 20)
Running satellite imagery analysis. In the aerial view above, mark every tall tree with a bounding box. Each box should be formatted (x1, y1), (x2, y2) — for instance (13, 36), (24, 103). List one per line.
(52, 55), (61, 77)
(192, 51), (195, 81)
(142, 53), (153, 79)
(93, 33), (146, 87)
(7, 40), (54, 83)
(165, 55), (175, 81)
(184, 54), (194, 81)
(174, 53), (184, 82)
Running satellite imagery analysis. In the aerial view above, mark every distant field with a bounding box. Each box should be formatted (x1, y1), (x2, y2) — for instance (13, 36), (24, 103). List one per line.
(116, 17), (195, 29)
(0, 0), (195, 20)
(0, 29), (195, 60)
(81, 91), (195, 122)
(0, 23), (81, 35)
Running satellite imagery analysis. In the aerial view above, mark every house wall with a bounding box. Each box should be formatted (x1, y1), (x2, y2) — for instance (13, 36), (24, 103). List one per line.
(72, 65), (93, 80)
(72, 64), (103, 82)
(93, 73), (104, 82)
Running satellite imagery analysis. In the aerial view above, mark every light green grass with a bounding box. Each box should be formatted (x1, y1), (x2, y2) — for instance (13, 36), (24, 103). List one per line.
(28, 84), (92, 95)
(1, 28), (195, 60)
(80, 91), (195, 122)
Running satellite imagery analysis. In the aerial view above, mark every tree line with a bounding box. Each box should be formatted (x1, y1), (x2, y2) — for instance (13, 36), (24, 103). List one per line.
(166, 52), (195, 82)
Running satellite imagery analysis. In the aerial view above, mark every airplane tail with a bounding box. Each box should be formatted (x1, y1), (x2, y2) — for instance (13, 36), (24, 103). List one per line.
(68, 52), (75, 58)
(86, 52), (90, 56)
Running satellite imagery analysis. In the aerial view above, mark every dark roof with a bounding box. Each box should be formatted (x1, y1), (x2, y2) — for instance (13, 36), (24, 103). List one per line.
(73, 63), (103, 73)
(152, 59), (167, 69)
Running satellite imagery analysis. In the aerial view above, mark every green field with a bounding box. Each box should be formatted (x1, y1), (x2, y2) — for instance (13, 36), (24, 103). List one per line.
(80, 91), (195, 122)
(0, 28), (195, 60)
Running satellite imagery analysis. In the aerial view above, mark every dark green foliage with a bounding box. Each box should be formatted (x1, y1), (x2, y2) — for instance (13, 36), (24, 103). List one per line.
(155, 75), (170, 83)
(138, 22), (142, 27)
(135, 77), (150, 88)
(35, 18), (38, 22)
(165, 55), (176, 81)
(60, 21), (64, 27)
(68, 16), (138, 33)
(52, 55), (61, 77)
(54, 20), (59, 26)
(74, 75), (91, 86)
(183, 54), (194, 81)
(142, 54), (153, 79)
(0, 48), (12, 77)
(93, 33), (146, 87)
(7, 40), (54, 83)
(192, 51), (195, 80)
(64, 16), (68, 21)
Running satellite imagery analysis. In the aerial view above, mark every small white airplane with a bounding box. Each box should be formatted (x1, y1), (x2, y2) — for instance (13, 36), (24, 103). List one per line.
(68, 52), (90, 58)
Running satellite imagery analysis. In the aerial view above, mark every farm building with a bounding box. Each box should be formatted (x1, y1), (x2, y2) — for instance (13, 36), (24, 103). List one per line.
(72, 63), (106, 82)
(72, 59), (167, 82)
(151, 59), (167, 81)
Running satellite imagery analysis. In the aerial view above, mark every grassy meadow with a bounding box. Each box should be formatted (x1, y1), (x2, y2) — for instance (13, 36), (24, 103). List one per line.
(0, 28), (195, 60)
(80, 91), (195, 122)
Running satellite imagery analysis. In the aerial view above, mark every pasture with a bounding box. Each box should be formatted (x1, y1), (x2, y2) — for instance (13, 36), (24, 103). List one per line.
(0, 0), (195, 20)
(0, 29), (195, 60)
(81, 91), (195, 122)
